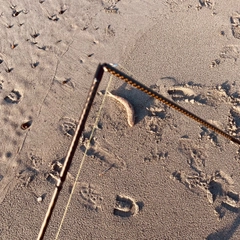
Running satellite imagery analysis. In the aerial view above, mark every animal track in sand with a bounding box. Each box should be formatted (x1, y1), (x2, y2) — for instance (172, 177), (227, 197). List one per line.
(228, 106), (240, 137)
(198, 0), (215, 9)
(168, 86), (196, 98)
(166, 0), (186, 12)
(104, 6), (119, 14)
(28, 153), (42, 169)
(172, 170), (207, 192)
(210, 59), (221, 68)
(105, 25), (115, 37)
(17, 167), (37, 187)
(168, 86), (196, 104)
(78, 183), (103, 211)
(46, 158), (74, 185)
(4, 90), (22, 104)
(59, 5), (68, 15)
(231, 12), (240, 39)
(113, 194), (140, 217)
(179, 139), (207, 173)
(101, 0), (120, 8)
(47, 159), (63, 183)
(59, 117), (77, 137)
(146, 105), (167, 119)
(30, 61), (40, 69)
(207, 171), (240, 218)
(144, 115), (165, 138)
(5, 66), (13, 73)
(167, 85), (209, 105)
(199, 126), (219, 146)
(48, 14), (59, 22)
(219, 45), (240, 61)
(144, 150), (168, 163)
(167, 81), (238, 108)
(0, 80), (3, 90)
(172, 168), (239, 219)
(81, 139), (127, 171)
(54, 77), (75, 90)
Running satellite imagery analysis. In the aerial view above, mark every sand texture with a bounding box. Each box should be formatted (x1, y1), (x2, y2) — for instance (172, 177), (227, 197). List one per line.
(1, 0), (240, 239)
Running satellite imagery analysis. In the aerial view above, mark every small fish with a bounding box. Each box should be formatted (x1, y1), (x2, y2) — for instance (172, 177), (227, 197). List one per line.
(107, 91), (135, 127)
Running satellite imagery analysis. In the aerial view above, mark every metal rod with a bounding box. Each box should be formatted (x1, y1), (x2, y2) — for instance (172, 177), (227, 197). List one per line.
(38, 62), (240, 239)
(37, 64), (104, 240)
(103, 63), (240, 146)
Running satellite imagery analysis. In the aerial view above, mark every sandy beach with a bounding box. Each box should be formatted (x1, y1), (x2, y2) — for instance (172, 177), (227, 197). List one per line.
(1, 0), (240, 239)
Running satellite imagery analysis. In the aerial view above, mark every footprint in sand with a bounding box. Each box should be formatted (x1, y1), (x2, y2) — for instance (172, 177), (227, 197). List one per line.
(17, 167), (37, 187)
(228, 106), (240, 137)
(78, 183), (103, 211)
(28, 153), (42, 169)
(113, 194), (141, 217)
(207, 171), (240, 219)
(144, 115), (164, 137)
(80, 138), (127, 171)
(46, 159), (64, 184)
(4, 90), (22, 104)
(178, 139), (207, 173)
(59, 117), (76, 137)
(167, 85), (209, 105)
(199, 126), (219, 146)
(172, 169), (240, 219)
(144, 150), (168, 163)
(168, 86), (196, 103)
(144, 103), (169, 139)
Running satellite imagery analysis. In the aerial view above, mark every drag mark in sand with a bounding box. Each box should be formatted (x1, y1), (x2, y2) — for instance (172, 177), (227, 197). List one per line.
(80, 138), (127, 171)
(37, 37), (74, 117)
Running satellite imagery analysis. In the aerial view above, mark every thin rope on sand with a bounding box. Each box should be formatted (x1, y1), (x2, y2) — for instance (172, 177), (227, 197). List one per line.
(55, 75), (114, 239)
